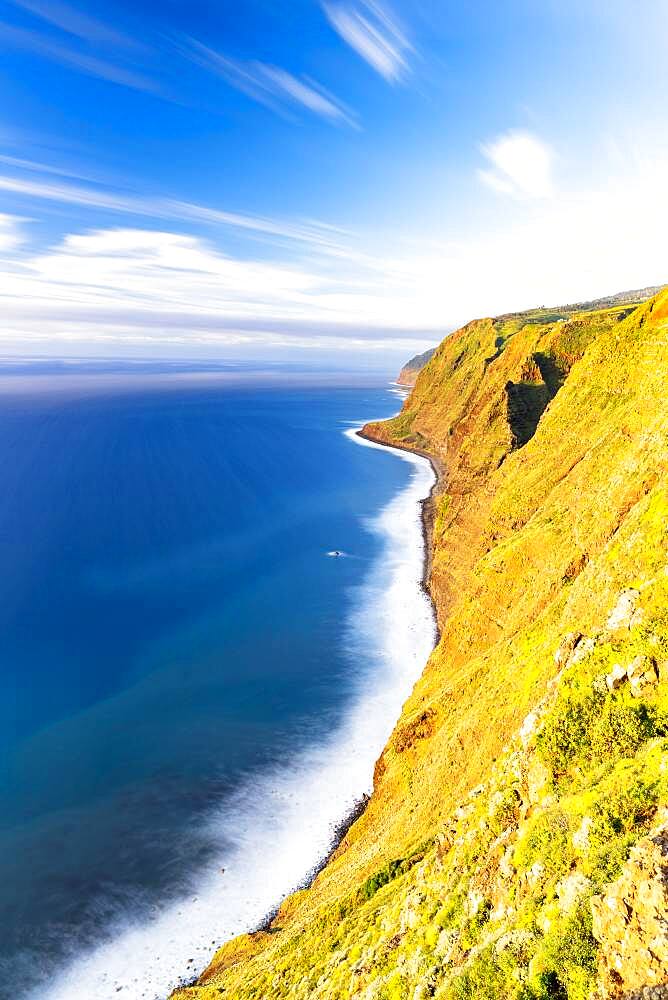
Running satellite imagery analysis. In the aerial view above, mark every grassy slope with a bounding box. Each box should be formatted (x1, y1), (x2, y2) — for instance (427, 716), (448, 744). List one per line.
(171, 290), (668, 999)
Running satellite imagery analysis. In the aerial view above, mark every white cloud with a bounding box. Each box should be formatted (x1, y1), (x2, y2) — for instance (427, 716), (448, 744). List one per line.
(0, 213), (25, 253)
(1, 141), (667, 357)
(323, 0), (412, 83)
(479, 130), (554, 199)
(0, 223), (449, 357)
(182, 41), (358, 127)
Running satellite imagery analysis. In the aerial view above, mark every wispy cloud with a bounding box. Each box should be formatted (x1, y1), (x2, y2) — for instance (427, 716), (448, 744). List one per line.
(0, 152), (96, 181)
(181, 40), (358, 127)
(478, 130), (554, 199)
(0, 171), (354, 254)
(6, 0), (143, 49)
(322, 0), (413, 83)
(0, 21), (159, 92)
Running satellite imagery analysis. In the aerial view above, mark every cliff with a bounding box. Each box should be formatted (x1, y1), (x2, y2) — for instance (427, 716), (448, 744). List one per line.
(396, 347), (436, 386)
(172, 287), (668, 1000)
(394, 287), (664, 388)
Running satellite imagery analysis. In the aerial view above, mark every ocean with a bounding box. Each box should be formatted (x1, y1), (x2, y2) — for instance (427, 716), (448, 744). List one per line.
(0, 364), (436, 1000)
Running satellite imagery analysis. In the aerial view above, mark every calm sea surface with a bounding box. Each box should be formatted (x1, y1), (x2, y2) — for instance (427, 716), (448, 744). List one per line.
(0, 366), (417, 997)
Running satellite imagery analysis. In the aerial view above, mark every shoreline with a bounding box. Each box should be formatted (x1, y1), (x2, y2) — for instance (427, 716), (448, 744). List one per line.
(355, 427), (445, 602)
(252, 424), (444, 937)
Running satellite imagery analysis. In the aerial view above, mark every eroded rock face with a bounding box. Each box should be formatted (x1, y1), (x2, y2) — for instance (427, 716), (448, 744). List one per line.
(554, 631), (583, 665)
(591, 825), (668, 997)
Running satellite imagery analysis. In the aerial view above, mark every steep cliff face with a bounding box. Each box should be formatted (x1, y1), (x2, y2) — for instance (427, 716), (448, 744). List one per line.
(172, 289), (668, 1000)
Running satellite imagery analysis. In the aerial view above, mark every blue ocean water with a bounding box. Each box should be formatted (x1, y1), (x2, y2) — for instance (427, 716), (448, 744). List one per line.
(0, 366), (432, 999)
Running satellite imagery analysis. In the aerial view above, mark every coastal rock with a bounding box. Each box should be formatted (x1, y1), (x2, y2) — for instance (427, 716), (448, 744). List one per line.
(572, 815), (593, 853)
(519, 711), (539, 747)
(526, 755), (551, 805)
(499, 846), (516, 880)
(526, 861), (545, 889)
(569, 635), (597, 666)
(396, 347), (437, 387)
(591, 826), (668, 996)
(630, 607), (646, 630)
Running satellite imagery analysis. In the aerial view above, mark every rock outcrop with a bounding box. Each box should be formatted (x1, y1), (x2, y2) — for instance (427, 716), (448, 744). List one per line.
(592, 824), (668, 997)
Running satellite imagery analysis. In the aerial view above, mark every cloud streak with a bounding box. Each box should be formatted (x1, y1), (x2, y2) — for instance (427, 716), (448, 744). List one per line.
(6, 0), (143, 49)
(0, 225), (441, 356)
(0, 153), (96, 181)
(3, 1), (360, 120)
(181, 40), (358, 127)
(0, 21), (159, 92)
(0, 172), (356, 254)
(323, 0), (412, 82)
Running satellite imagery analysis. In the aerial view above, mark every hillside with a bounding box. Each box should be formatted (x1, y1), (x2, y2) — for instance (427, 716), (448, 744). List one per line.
(171, 288), (668, 1000)
(397, 347), (437, 386)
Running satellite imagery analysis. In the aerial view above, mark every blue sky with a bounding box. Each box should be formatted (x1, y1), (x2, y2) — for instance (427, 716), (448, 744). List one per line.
(0, 0), (667, 365)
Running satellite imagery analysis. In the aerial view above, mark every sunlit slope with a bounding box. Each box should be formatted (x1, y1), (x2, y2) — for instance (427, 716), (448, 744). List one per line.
(172, 289), (668, 999)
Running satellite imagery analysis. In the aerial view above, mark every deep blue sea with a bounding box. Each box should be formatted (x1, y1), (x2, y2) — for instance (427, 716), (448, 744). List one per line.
(0, 364), (436, 1000)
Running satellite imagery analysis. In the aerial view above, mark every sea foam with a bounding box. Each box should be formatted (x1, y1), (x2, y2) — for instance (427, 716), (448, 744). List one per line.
(28, 425), (437, 1000)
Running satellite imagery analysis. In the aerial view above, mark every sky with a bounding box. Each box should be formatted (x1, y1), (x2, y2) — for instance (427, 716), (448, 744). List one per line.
(0, 0), (667, 366)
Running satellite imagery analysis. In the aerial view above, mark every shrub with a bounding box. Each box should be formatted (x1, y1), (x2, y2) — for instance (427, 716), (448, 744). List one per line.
(537, 686), (659, 781)
(531, 904), (598, 1000)
(358, 859), (405, 902)
(514, 809), (572, 881)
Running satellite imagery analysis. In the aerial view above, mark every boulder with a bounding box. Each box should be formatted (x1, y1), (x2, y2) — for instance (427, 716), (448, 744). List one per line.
(572, 815), (593, 853)
(570, 635), (596, 665)
(526, 755), (552, 805)
(607, 588), (641, 631)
